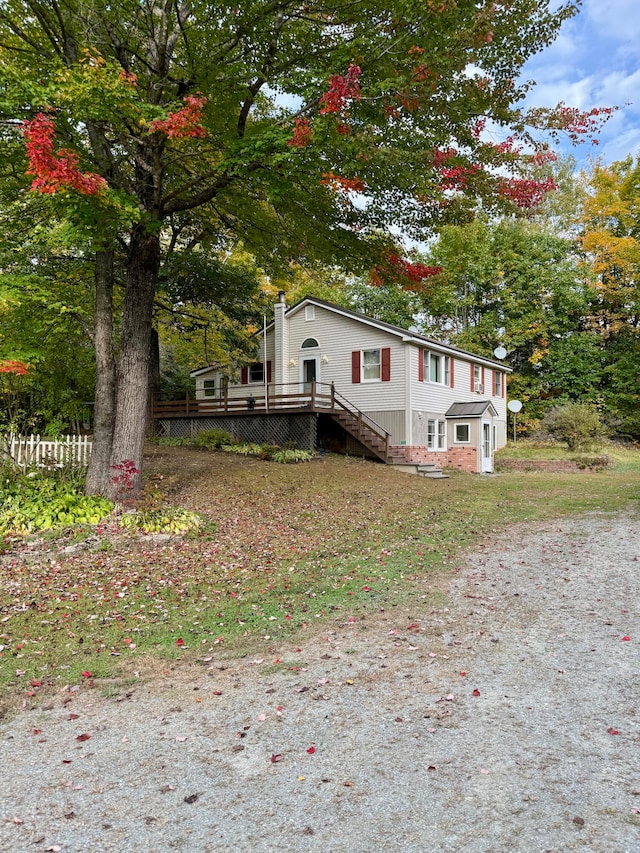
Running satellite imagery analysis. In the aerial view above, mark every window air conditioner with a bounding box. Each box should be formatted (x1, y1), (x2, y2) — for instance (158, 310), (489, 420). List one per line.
(474, 382), (484, 394)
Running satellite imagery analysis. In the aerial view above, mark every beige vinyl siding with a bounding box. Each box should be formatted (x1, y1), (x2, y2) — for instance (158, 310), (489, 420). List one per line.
(361, 410), (405, 442)
(411, 346), (508, 422)
(287, 305), (407, 411)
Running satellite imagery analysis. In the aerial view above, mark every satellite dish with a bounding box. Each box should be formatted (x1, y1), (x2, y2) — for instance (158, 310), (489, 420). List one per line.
(493, 346), (507, 360)
(507, 400), (523, 413)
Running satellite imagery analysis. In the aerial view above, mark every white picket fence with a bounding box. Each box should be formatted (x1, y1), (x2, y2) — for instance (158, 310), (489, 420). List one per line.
(2, 434), (93, 469)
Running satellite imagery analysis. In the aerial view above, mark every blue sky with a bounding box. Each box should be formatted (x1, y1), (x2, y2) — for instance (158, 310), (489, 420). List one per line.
(522, 0), (640, 166)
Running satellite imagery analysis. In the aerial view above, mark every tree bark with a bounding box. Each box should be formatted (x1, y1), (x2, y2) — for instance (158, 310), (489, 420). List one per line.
(85, 247), (116, 496)
(146, 327), (161, 437)
(107, 225), (160, 497)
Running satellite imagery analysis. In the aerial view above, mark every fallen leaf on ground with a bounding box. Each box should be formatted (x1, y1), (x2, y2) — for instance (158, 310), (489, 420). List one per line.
(271, 753), (284, 763)
(307, 746), (316, 754)
(76, 733), (91, 742)
(607, 727), (620, 735)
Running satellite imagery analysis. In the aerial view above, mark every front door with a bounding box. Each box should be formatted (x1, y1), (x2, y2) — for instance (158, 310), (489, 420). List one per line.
(301, 356), (319, 393)
(481, 420), (492, 472)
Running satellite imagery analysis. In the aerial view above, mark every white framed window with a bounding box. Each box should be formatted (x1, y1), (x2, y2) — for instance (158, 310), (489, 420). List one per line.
(454, 423), (470, 443)
(424, 351), (450, 385)
(494, 370), (502, 396)
(203, 379), (215, 397)
(427, 419), (446, 450)
(305, 305), (315, 321)
(301, 337), (319, 349)
(362, 348), (381, 382)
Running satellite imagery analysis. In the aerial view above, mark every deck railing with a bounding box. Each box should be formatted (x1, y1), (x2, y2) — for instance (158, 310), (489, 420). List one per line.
(152, 381), (335, 417)
(152, 381), (391, 457)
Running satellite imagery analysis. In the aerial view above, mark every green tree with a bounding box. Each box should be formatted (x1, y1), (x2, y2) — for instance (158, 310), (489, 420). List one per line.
(0, 0), (602, 495)
(424, 217), (601, 424)
(579, 157), (640, 437)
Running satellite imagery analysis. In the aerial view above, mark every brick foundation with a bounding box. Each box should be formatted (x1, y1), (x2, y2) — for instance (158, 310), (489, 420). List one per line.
(390, 445), (479, 473)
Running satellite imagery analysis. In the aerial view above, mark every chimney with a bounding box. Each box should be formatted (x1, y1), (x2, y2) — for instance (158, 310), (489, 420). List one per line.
(274, 292), (288, 387)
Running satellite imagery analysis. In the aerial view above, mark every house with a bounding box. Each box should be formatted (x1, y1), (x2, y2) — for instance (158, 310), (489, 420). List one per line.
(175, 293), (510, 474)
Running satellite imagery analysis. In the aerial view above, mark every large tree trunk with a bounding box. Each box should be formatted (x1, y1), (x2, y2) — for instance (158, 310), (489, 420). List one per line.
(85, 248), (116, 496)
(147, 327), (161, 437)
(107, 225), (160, 498)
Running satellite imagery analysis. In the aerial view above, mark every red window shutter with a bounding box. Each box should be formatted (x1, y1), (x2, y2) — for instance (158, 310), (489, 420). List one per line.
(241, 366), (248, 385)
(449, 358), (455, 388)
(381, 347), (391, 381)
(470, 364), (475, 391)
(500, 372), (504, 397)
(267, 360), (272, 383)
(481, 366), (485, 389)
(418, 350), (424, 382)
(351, 350), (361, 383)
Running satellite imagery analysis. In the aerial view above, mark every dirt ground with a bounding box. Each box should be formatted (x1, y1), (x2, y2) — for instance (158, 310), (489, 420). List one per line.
(1, 509), (639, 853)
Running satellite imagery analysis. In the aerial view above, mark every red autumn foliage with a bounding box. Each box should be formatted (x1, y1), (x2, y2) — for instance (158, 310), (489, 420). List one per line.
(118, 69), (138, 86)
(370, 253), (443, 291)
(288, 117), (313, 148)
(497, 175), (557, 209)
(149, 94), (208, 139)
(23, 113), (107, 196)
(320, 64), (361, 115)
(320, 172), (366, 194)
(528, 103), (615, 146)
(0, 360), (29, 375)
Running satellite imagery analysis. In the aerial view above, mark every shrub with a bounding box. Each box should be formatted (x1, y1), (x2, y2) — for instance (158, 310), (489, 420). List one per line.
(542, 403), (606, 451)
(118, 507), (208, 535)
(221, 443), (313, 463)
(0, 473), (113, 535)
(194, 428), (236, 449)
(222, 442), (264, 456)
(271, 448), (313, 464)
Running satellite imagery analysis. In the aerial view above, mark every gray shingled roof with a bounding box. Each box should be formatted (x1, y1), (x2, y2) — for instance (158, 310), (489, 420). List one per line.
(445, 401), (497, 418)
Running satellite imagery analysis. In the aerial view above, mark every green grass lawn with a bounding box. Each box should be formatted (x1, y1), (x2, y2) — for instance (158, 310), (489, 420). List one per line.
(495, 438), (639, 469)
(1, 443), (639, 712)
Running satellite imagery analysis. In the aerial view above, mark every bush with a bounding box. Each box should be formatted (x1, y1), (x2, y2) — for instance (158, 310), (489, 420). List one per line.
(0, 473), (113, 535)
(271, 448), (313, 464)
(118, 506), (208, 535)
(222, 442), (265, 456)
(194, 428), (236, 450)
(221, 443), (313, 463)
(542, 403), (606, 451)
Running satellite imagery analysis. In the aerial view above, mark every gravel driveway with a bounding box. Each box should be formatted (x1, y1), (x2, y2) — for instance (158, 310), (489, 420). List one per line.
(2, 510), (639, 853)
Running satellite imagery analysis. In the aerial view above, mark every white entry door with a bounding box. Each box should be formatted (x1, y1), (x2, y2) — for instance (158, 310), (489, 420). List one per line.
(300, 356), (320, 393)
(481, 420), (493, 472)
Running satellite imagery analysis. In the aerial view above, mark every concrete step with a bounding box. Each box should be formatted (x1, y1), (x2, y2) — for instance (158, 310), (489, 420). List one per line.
(390, 461), (449, 479)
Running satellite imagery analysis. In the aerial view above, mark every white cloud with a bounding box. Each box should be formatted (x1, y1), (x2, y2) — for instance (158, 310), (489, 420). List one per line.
(584, 0), (640, 41)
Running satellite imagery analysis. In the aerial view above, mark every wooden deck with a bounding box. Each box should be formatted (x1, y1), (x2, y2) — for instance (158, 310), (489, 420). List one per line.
(152, 382), (392, 462)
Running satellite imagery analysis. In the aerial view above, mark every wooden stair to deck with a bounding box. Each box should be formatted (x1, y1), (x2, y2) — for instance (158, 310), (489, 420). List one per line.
(327, 409), (390, 463)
